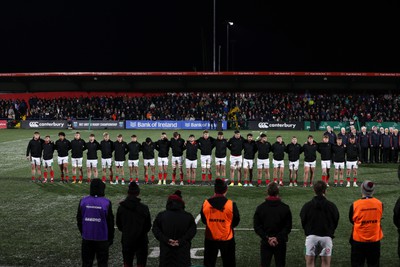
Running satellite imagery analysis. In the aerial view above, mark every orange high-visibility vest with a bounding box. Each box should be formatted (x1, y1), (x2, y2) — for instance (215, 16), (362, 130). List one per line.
(352, 198), (383, 242)
(202, 199), (234, 241)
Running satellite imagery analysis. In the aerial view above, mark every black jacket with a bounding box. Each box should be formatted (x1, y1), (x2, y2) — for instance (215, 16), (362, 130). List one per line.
(300, 195), (339, 238)
(116, 195), (151, 248)
(346, 143), (360, 161)
(100, 140), (114, 159)
(71, 138), (87, 158)
(42, 141), (55, 160)
(128, 141), (142, 160)
(271, 142), (286, 161)
(86, 140), (101, 160)
(114, 141), (128, 161)
(317, 142), (332, 161)
(285, 143), (303, 162)
(152, 199), (197, 267)
(26, 138), (44, 157)
(197, 137), (215, 156)
(55, 139), (71, 157)
(393, 197), (400, 229)
(227, 136), (245, 156)
(185, 141), (198, 161)
(332, 144), (346, 163)
(303, 141), (318, 162)
(256, 141), (271, 160)
(142, 142), (156, 159)
(254, 197), (292, 245)
(243, 140), (257, 160)
(214, 138), (228, 158)
(156, 138), (171, 158)
(170, 137), (185, 157)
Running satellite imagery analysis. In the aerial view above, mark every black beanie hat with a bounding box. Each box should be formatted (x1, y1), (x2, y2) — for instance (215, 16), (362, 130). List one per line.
(214, 178), (227, 194)
(128, 182), (140, 196)
(90, 178), (105, 197)
(168, 190), (184, 204)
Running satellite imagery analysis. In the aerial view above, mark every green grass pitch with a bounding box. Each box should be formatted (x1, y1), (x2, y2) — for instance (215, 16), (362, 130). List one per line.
(0, 129), (399, 266)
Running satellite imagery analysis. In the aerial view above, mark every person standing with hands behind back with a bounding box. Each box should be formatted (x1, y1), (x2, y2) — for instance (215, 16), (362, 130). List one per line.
(254, 182), (292, 267)
(77, 179), (114, 267)
(152, 190), (197, 267)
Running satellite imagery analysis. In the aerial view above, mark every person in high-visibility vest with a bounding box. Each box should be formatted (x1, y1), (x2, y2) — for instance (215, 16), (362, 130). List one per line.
(200, 178), (240, 267)
(349, 180), (383, 267)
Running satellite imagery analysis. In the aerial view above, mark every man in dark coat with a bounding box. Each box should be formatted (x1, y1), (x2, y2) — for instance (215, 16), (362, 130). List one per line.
(152, 190), (197, 267)
(254, 182), (292, 267)
(116, 182), (151, 267)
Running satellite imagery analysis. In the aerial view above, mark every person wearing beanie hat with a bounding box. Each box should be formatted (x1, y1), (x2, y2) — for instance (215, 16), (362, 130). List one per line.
(152, 190), (197, 267)
(349, 180), (383, 267)
(200, 178), (240, 267)
(142, 137), (156, 184)
(77, 178), (114, 267)
(254, 182), (292, 267)
(117, 182), (151, 267)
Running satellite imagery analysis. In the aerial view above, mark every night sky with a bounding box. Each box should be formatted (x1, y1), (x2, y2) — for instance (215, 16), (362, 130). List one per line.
(0, 1), (399, 73)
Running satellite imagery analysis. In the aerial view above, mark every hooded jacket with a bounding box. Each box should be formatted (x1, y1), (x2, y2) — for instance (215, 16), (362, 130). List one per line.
(253, 196), (292, 245)
(300, 195), (339, 238)
(152, 197), (197, 267)
(116, 195), (151, 247)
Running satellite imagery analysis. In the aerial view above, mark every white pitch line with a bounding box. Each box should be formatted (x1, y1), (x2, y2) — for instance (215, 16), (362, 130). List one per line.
(195, 214), (201, 224)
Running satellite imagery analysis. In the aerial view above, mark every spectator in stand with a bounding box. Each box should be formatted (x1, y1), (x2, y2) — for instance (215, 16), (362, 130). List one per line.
(324, 126), (337, 145)
(358, 126), (369, 164)
(392, 129), (400, 163)
(337, 127), (348, 145)
(381, 128), (391, 163)
(369, 126), (380, 164)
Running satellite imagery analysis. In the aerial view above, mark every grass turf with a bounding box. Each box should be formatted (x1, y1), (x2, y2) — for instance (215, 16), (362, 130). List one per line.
(0, 129), (399, 266)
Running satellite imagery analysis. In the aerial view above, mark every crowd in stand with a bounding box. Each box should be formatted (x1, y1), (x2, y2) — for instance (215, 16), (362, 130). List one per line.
(1, 92), (400, 123)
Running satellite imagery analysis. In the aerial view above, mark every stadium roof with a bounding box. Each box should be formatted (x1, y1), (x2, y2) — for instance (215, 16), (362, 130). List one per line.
(0, 72), (400, 93)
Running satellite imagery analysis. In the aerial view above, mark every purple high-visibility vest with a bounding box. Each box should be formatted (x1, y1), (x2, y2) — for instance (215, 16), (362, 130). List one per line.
(80, 196), (111, 241)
